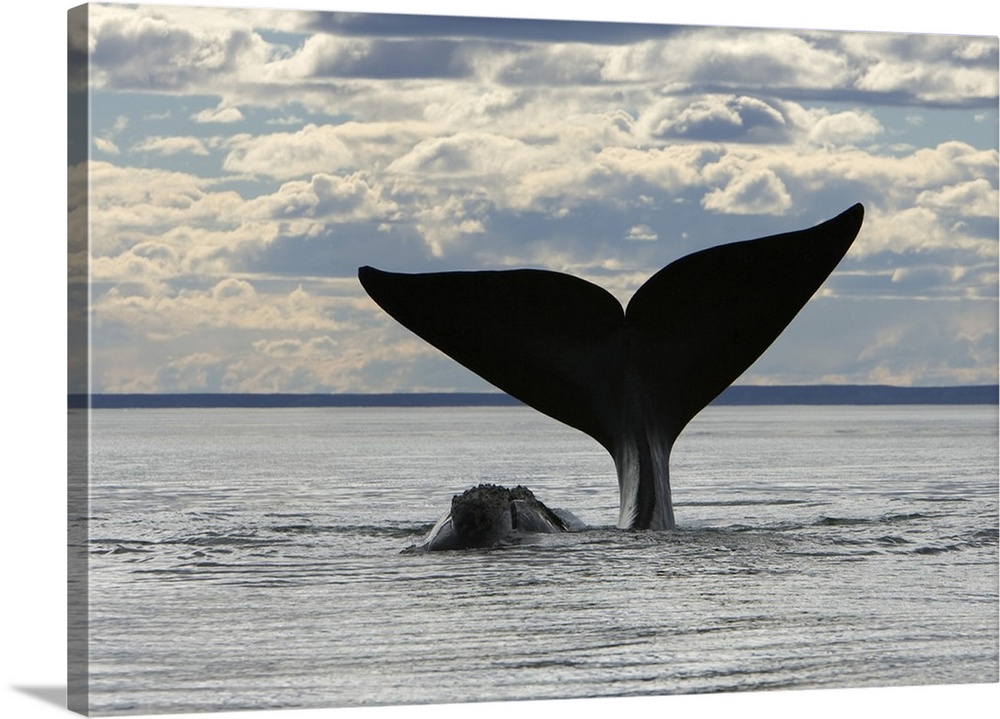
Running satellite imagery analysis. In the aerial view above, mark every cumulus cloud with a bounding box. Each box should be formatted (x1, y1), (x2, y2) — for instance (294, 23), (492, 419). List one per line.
(223, 123), (355, 178)
(93, 279), (348, 346)
(91, 241), (182, 284)
(133, 136), (212, 156)
(86, 162), (246, 255)
(192, 105), (245, 124)
(625, 224), (658, 241)
(94, 137), (120, 155)
(860, 206), (993, 258)
(387, 131), (532, 177)
(87, 3), (278, 93)
(858, 61), (997, 103)
(807, 111), (884, 146)
(269, 35), (476, 81)
(916, 178), (999, 218)
(701, 168), (793, 215)
(247, 172), (398, 225)
(252, 335), (338, 358)
(409, 195), (486, 257)
(640, 95), (789, 142)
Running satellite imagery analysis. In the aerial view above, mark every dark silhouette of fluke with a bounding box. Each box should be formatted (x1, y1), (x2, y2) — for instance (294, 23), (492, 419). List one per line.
(360, 203), (864, 534)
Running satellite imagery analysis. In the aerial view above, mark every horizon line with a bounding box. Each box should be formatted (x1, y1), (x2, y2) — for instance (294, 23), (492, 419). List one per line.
(69, 384), (999, 409)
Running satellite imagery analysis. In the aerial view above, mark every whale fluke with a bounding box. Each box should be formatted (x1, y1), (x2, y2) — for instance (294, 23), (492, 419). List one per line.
(360, 203), (864, 530)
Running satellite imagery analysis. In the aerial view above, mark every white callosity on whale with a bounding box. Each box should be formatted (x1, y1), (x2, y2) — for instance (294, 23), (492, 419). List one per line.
(409, 483), (583, 551)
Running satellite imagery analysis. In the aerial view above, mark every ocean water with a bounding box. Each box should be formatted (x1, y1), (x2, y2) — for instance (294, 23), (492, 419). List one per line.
(78, 405), (998, 715)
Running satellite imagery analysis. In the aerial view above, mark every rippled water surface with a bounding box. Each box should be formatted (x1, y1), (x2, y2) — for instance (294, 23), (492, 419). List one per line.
(81, 405), (998, 715)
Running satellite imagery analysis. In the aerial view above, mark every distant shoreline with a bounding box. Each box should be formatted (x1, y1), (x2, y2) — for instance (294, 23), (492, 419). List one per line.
(70, 385), (999, 409)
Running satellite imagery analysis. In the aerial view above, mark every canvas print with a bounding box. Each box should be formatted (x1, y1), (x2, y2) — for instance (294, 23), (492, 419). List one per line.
(68, 2), (999, 716)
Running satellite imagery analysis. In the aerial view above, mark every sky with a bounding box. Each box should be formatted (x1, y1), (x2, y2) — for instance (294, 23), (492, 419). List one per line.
(69, 1), (999, 394)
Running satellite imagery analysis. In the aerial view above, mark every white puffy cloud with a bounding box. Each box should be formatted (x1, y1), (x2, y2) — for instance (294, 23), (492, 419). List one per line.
(595, 145), (717, 192)
(807, 111), (884, 147)
(387, 131), (533, 178)
(192, 105), (245, 124)
(406, 195), (486, 258)
(87, 3), (278, 93)
(252, 335), (338, 358)
(639, 95), (788, 142)
(93, 278), (344, 336)
(916, 178), (999, 218)
(854, 56), (998, 104)
(90, 275), (442, 393)
(421, 87), (527, 127)
(625, 225), (658, 241)
(859, 205), (995, 259)
(837, 32), (999, 103)
(676, 30), (856, 90)
(246, 172), (398, 224)
(87, 160), (401, 283)
(86, 162), (247, 257)
(223, 124), (355, 178)
(91, 241), (182, 285)
(94, 137), (120, 155)
(133, 136), (212, 156)
(701, 168), (793, 215)
(579, 30), (855, 92)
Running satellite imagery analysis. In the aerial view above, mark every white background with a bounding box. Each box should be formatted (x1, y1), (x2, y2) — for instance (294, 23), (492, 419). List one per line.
(3, 1), (998, 718)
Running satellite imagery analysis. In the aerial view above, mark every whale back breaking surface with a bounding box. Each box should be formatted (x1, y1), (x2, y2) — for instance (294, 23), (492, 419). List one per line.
(409, 484), (573, 551)
(359, 203), (864, 530)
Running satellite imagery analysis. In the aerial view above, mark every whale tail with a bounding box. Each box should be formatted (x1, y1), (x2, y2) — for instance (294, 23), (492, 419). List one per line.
(359, 203), (864, 529)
